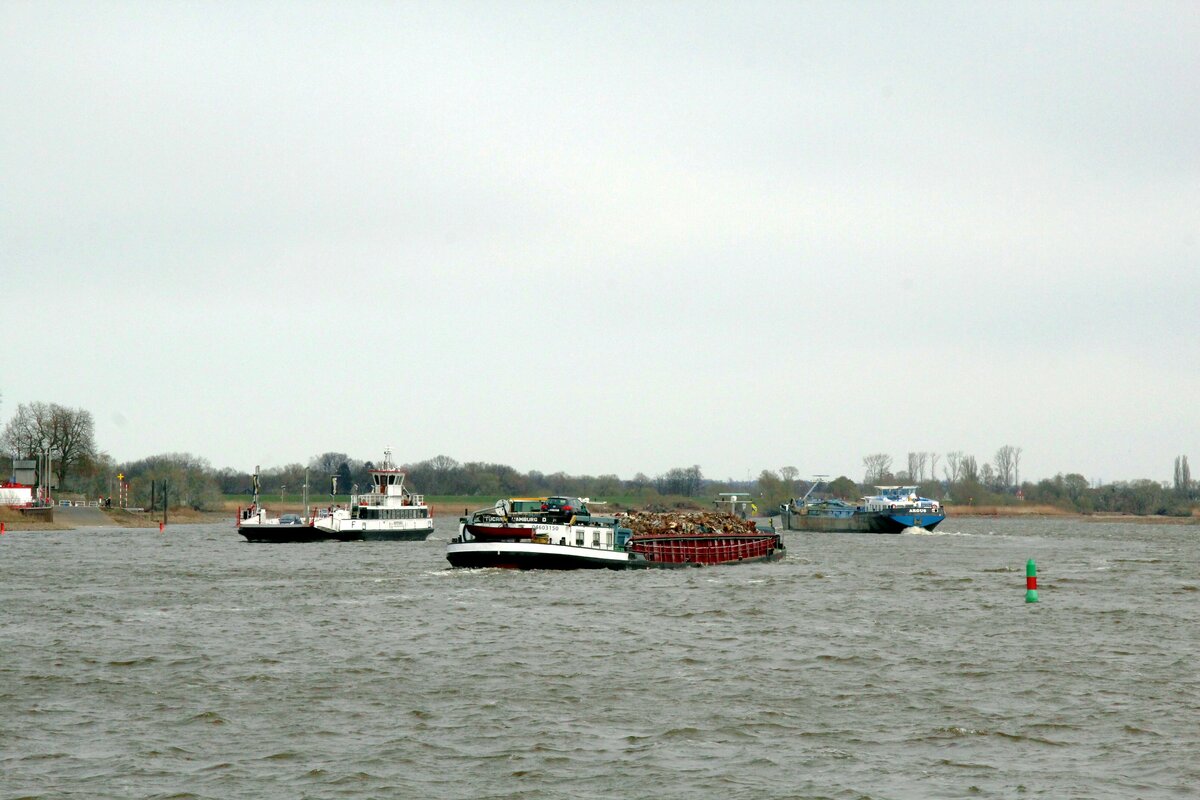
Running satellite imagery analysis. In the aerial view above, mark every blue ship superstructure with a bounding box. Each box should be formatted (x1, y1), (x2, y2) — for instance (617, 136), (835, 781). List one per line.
(859, 486), (945, 532)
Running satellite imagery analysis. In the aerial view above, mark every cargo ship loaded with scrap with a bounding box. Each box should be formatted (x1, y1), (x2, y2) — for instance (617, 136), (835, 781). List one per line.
(447, 496), (785, 570)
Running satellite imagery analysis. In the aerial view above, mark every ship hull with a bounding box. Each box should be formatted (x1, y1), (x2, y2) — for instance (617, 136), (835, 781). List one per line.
(237, 524), (335, 543)
(313, 519), (435, 542)
(238, 522), (434, 542)
(446, 537), (785, 570)
(786, 511), (944, 533)
(446, 541), (635, 570)
(341, 527), (434, 542)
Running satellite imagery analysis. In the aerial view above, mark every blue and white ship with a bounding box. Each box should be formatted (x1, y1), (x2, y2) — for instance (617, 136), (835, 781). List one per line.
(782, 484), (945, 534)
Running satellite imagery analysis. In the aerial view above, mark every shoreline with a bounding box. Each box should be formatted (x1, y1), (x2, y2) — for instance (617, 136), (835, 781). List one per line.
(0, 507), (232, 532)
(2, 502), (1195, 532)
(944, 504), (1198, 524)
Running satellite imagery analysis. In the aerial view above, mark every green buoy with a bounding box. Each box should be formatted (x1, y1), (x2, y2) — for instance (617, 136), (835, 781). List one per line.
(1025, 558), (1039, 603)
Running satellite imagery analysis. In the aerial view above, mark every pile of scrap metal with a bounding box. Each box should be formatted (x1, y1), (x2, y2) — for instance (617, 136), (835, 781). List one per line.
(621, 510), (760, 537)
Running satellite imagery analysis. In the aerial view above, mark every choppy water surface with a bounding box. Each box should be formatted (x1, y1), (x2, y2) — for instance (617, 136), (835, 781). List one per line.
(2, 517), (1197, 799)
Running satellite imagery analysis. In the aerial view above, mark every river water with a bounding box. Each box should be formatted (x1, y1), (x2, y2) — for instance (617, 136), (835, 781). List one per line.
(2, 516), (1197, 799)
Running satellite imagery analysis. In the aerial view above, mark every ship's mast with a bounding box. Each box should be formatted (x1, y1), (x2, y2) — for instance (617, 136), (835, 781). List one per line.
(800, 474), (829, 503)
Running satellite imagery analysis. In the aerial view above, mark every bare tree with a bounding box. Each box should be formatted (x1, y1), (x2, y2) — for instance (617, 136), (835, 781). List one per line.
(994, 445), (1017, 491)
(961, 454), (979, 482)
(863, 453), (893, 484)
(1, 401), (96, 487)
(309, 452), (350, 476)
(50, 405), (95, 486)
(944, 451), (963, 484)
(629, 472), (652, 489)
(1, 402), (53, 457)
(779, 466), (799, 495)
(1013, 447), (1022, 488)
(980, 463), (996, 489)
(429, 454), (460, 473)
(907, 452), (921, 482)
(657, 464), (704, 496)
(928, 452), (941, 484)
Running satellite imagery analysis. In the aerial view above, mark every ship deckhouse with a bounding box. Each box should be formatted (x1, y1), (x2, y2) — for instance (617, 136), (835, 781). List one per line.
(237, 448), (434, 542)
(350, 449), (428, 521)
(860, 486), (940, 513)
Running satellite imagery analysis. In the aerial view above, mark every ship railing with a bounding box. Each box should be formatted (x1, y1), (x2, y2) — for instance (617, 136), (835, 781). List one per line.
(865, 502), (942, 512)
(354, 493), (426, 507)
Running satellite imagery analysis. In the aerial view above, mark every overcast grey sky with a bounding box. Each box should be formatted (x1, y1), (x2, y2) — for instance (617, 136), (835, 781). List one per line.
(3, 2), (1197, 484)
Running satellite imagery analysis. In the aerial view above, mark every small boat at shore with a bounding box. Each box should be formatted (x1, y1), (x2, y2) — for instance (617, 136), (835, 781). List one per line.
(447, 497), (785, 569)
(236, 450), (433, 542)
(781, 483), (945, 534)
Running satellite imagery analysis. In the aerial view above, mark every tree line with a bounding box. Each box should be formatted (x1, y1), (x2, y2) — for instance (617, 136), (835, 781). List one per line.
(212, 456), (708, 508)
(0, 400), (720, 510)
(749, 448), (1196, 517)
(2, 400), (1196, 516)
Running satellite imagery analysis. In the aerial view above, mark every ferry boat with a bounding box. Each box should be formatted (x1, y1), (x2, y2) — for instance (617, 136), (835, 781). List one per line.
(236, 450), (433, 542)
(311, 451), (433, 541)
(781, 483), (945, 534)
(447, 497), (785, 569)
(237, 503), (329, 543)
(235, 469), (316, 542)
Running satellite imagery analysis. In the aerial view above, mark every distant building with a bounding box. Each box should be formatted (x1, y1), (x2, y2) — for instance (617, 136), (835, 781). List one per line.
(13, 460), (37, 486)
